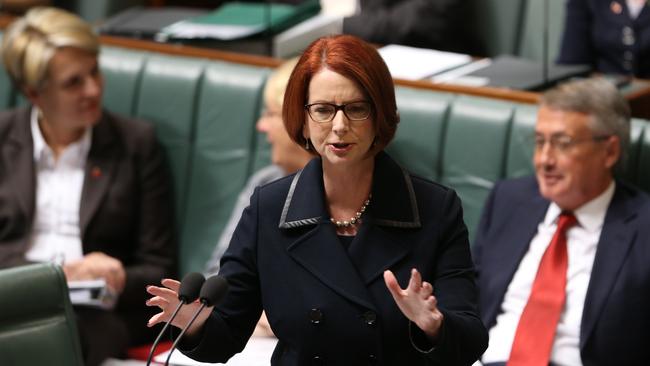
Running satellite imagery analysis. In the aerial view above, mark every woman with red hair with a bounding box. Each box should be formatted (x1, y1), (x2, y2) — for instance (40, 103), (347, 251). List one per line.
(147, 35), (487, 365)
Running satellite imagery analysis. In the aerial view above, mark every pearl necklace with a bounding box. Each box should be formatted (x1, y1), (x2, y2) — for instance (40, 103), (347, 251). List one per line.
(330, 194), (371, 228)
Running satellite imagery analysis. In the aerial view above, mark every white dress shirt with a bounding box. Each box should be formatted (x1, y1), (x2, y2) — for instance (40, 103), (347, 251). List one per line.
(482, 182), (616, 366)
(25, 108), (92, 265)
(627, 0), (646, 19)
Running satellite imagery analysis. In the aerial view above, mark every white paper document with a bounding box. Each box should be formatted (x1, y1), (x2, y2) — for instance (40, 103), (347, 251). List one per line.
(378, 44), (472, 80)
(155, 336), (278, 366)
(68, 279), (117, 309)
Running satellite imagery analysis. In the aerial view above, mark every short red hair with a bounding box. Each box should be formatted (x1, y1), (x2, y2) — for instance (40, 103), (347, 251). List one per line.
(283, 35), (400, 155)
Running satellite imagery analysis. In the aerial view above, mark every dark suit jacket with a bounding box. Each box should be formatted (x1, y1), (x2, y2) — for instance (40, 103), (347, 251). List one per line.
(343, 0), (477, 54)
(558, 0), (650, 77)
(474, 176), (650, 366)
(181, 152), (487, 365)
(0, 106), (175, 342)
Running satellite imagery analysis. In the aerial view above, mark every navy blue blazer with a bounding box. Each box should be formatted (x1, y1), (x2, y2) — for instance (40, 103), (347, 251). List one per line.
(558, 0), (650, 77)
(181, 152), (487, 365)
(474, 176), (650, 366)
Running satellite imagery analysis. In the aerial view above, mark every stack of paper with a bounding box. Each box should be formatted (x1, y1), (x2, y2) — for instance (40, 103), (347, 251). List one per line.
(68, 279), (117, 310)
(155, 337), (278, 365)
(378, 44), (472, 81)
(158, 1), (320, 41)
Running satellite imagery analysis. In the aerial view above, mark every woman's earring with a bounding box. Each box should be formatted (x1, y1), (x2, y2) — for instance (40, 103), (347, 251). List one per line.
(305, 139), (310, 150)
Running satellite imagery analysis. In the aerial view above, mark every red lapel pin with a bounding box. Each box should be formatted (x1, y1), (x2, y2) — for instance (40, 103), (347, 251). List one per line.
(611, 1), (623, 14)
(91, 167), (102, 178)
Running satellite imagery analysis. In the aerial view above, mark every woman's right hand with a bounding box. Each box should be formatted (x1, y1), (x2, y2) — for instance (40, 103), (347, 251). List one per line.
(146, 278), (213, 337)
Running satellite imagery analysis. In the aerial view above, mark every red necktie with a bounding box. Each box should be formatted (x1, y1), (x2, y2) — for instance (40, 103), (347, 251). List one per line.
(507, 212), (577, 366)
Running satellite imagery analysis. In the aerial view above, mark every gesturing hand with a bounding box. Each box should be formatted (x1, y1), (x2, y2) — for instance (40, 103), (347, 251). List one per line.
(146, 278), (212, 337)
(384, 268), (443, 340)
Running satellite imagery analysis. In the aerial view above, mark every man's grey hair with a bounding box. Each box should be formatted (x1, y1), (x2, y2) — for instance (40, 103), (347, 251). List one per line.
(541, 77), (631, 167)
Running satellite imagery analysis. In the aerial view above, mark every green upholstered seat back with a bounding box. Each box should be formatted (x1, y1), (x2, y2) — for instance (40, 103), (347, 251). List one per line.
(100, 46), (148, 116)
(134, 54), (206, 230)
(250, 96), (273, 175)
(470, 0), (525, 57)
(440, 96), (515, 240)
(506, 105), (537, 178)
(0, 64), (14, 111)
(180, 62), (269, 275)
(517, 0), (566, 64)
(388, 87), (453, 182)
(635, 122), (650, 192)
(0, 263), (84, 366)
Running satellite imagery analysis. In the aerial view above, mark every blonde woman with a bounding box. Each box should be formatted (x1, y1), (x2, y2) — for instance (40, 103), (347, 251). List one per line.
(0, 7), (175, 366)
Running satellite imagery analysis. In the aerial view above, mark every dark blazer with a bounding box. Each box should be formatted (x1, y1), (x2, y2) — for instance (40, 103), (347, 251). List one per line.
(474, 176), (650, 366)
(181, 152), (487, 365)
(0, 106), (175, 340)
(558, 0), (650, 77)
(343, 0), (477, 54)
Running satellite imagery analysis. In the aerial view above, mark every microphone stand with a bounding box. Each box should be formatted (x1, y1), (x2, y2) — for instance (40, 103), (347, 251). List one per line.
(164, 302), (209, 366)
(145, 300), (185, 366)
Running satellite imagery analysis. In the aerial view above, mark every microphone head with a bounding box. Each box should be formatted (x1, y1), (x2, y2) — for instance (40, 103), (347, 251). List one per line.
(178, 272), (205, 303)
(199, 275), (229, 307)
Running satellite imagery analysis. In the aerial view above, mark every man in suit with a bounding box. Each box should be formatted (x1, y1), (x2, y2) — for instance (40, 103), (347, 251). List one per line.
(0, 7), (175, 366)
(474, 78), (650, 366)
(558, 0), (650, 78)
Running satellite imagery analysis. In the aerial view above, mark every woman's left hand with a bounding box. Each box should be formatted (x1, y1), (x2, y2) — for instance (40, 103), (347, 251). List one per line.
(384, 268), (443, 341)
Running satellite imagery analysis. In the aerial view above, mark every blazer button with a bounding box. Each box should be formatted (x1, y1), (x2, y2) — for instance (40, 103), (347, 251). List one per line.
(368, 354), (378, 365)
(622, 26), (635, 46)
(309, 308), (323, 324)
(312, 355), (324, 365)
(362, 311), (377, 326)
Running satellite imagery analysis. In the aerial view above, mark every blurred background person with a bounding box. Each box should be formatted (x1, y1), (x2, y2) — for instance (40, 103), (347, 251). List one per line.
(147, 34), (487, 365)
(558, 0), (650, 77)
(475, 78), (650, 366)
(0, 7), (175, 366)
(204, 58), (311, 338)
(204, 57), (310, 278)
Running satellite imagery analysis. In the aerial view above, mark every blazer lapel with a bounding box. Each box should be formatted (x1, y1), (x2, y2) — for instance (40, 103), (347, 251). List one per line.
(281, 158), (375, 309)
(580, 186), (637, 349)
(346, 152), (419, 285)
(347, 222), (411, 286)
(288, 222), (377, 310)
(481, 194), (548, 326)
(79, 113), (119, 236)
(283, 153), (421, 310)
(3, 108), (36, 221)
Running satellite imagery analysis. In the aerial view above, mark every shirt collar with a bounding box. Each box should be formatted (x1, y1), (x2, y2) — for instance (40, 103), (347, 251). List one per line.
(30, 107), (92, 165)
(544, 181), (616, 233)
(279, 152), (421, 229)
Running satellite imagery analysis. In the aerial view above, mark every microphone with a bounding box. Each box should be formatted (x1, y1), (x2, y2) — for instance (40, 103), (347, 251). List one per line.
(145, 272), (205, 366)
(164, 275), (229, 366)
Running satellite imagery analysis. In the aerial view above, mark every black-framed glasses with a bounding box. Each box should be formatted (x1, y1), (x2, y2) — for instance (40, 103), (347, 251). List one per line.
(304, 101), (372, 123)
(531, 133), (611, 153)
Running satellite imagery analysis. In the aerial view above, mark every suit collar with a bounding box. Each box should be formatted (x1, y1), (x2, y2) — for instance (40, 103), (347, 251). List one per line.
(580, 182), (640, 349)
(3, 107), (36, 219)
(279, 151), (421, 229)
(282, 152), (417, 310)
(79, 111), (120, 234)
(481, 189), (549, 327)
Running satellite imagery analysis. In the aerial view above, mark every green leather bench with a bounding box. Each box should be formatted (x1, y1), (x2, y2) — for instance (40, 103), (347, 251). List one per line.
(0, 263), (84, 366)
(2, 44), (649, 276)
